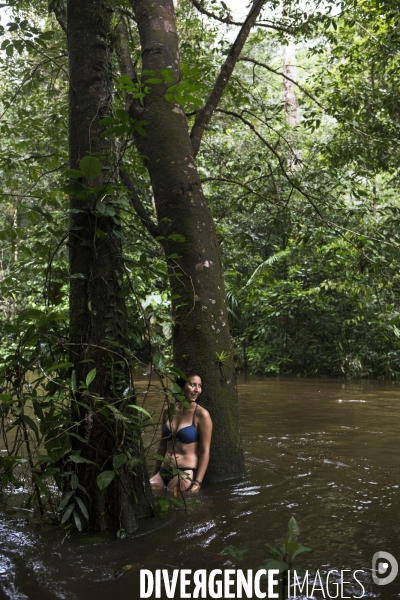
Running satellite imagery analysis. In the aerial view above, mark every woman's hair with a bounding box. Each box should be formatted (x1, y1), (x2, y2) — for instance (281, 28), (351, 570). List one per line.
(176, 368), (202, 388)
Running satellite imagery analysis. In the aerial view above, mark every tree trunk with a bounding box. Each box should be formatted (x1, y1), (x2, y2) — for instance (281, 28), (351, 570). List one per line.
(282, 34), (299, 126)
(131, 0), (245, 481)
(67, 0), (153, 531)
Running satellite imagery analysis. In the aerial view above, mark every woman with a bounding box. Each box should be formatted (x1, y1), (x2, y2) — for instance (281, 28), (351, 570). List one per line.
(150, 369), (212, 493)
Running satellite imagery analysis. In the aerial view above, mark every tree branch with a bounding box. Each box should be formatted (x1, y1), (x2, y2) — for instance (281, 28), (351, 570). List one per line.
(115, 15), (138, 84)
(216, 108), (372, 253)
(190, 0), (266, 157)
(240, 56), (326, 110)
(115, 15), (159, 241)
(216, 108), (320, 206)
(119, 169), (161, 240)
(189, 0), (292, 33)
(49, 2), (67, 34)
(114, 13), (143, 117)
(201, 176), (277, 206)
(115, 6), (137, 23)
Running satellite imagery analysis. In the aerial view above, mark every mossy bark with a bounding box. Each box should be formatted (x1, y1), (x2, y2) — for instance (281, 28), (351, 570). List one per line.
(132, 0), (245, 480)
(67, 0), (153, 531)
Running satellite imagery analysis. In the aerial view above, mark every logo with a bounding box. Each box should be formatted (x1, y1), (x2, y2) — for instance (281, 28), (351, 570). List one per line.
(372, 551), (398, 586)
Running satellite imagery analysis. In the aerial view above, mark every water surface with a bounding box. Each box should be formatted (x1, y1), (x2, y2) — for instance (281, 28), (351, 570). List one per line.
(1, 377), (399, 599)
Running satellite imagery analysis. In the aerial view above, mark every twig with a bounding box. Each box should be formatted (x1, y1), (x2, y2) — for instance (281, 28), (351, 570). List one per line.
(239, 56), (326, 110)
(190, 0), (266, 156)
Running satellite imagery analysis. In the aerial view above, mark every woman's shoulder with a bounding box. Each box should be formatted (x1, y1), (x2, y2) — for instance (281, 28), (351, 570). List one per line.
(161, 405), (173, 421)
(195, 404), (211, 420)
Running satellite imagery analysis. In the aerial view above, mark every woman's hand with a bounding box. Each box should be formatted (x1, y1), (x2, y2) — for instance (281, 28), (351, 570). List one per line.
(190, 480), (202, 493)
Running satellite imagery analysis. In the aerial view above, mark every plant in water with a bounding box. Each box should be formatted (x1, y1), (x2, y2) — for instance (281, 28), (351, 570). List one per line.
(219, 544), (247, 562)
(260, 516), (313, 599)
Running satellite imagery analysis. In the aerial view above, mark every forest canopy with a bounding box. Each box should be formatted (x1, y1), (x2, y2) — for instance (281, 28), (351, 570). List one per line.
(1, 0), (399, 380)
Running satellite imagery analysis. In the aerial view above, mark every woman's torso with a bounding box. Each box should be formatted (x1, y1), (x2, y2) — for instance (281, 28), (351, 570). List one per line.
(162, 404), (199, 468)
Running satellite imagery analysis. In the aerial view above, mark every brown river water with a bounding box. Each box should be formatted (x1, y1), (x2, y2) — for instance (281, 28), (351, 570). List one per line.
(1, 377), (399, 599)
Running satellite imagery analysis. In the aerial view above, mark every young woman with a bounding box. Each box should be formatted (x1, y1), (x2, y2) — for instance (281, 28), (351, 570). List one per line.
(150, 369), (212, 493)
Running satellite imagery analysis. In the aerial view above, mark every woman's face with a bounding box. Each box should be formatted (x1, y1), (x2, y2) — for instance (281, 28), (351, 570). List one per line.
(183, 375), (202, 402)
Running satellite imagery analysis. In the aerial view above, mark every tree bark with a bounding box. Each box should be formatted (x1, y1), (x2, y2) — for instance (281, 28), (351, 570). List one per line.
(67, 0), (153, 531)
(131, 0), (245, 481)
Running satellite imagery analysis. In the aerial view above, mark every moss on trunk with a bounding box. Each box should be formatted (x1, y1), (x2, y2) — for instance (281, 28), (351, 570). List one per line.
(132, 0), (245, 480)
(67, 0), (153, 531)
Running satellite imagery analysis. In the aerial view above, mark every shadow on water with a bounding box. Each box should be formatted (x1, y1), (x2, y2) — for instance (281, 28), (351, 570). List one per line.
(1, 377), (400, 599)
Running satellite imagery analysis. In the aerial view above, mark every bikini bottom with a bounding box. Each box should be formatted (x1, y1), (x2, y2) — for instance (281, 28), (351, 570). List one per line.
(159, 466), (197, 487)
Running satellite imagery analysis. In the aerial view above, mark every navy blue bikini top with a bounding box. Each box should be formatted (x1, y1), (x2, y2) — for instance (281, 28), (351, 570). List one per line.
(162, 404), (199, 444)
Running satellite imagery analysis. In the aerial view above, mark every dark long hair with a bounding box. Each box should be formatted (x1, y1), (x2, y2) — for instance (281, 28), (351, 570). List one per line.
(176, 368), (203, 389)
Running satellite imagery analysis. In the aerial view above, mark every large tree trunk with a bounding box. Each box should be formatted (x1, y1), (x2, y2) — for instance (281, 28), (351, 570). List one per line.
(131, 0), (245, 481)
(67, 0), (153, 531)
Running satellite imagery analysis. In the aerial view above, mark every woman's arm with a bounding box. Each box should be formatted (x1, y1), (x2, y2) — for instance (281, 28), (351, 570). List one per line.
(191, 407), (212, 491)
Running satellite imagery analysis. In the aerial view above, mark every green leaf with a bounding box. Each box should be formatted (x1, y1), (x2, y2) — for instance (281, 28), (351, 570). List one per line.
(285, 541), (299, 556)
(76, 483), (90, 497)
(86, 368), (96, 387)
(154, 497), (170, 513)
(134, 121), (148, 136)
(58, 491), (74, 512)
(127, 405), (152, 419)
(65, 169), (84, 179)
(265, 543), (283, 558)
(219, 544), (247, 560)
(79, 157), (102, 181)
(67, 432), (88, 444)
(96, 470), (115, 490)
(118, 74), (134, 86)
(39, 30), (54, 40)
(75, 497), (89, 521)
(259, 558), (287, 574)
(99, 116), (119, 125)
(153, 350), (165, 371)
(113, 454), (127, 470)
(69, 454), (97, 465)
(60, 183), (85, 195)
(51, 362), (74, 371)
(61, 503), (74, 524)
(33, 473), (48, 496)
(22, 415), (39, 436)
(170, 382), (183, 394)
(288, 516), (300, 542)
(73, 510), (82, 532)
(168, 234), (185, 242)
(292, 543), (313, 559)
(185, 94), (203, 106)
(21, 323), (37, 343)
(154, 454), (168, 463)
(13, 40), (24, 55)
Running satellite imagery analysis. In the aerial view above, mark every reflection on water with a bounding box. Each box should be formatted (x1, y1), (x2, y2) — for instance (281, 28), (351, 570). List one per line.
(1, 377), (400, 599)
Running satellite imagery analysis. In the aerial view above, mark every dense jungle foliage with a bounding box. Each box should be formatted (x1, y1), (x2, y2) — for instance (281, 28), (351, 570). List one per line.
(0, 0), (400, 525)
(1, 0), (399, 381)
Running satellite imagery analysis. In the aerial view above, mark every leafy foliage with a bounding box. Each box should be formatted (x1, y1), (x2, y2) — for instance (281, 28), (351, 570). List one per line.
(1, 0), (400, 526)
